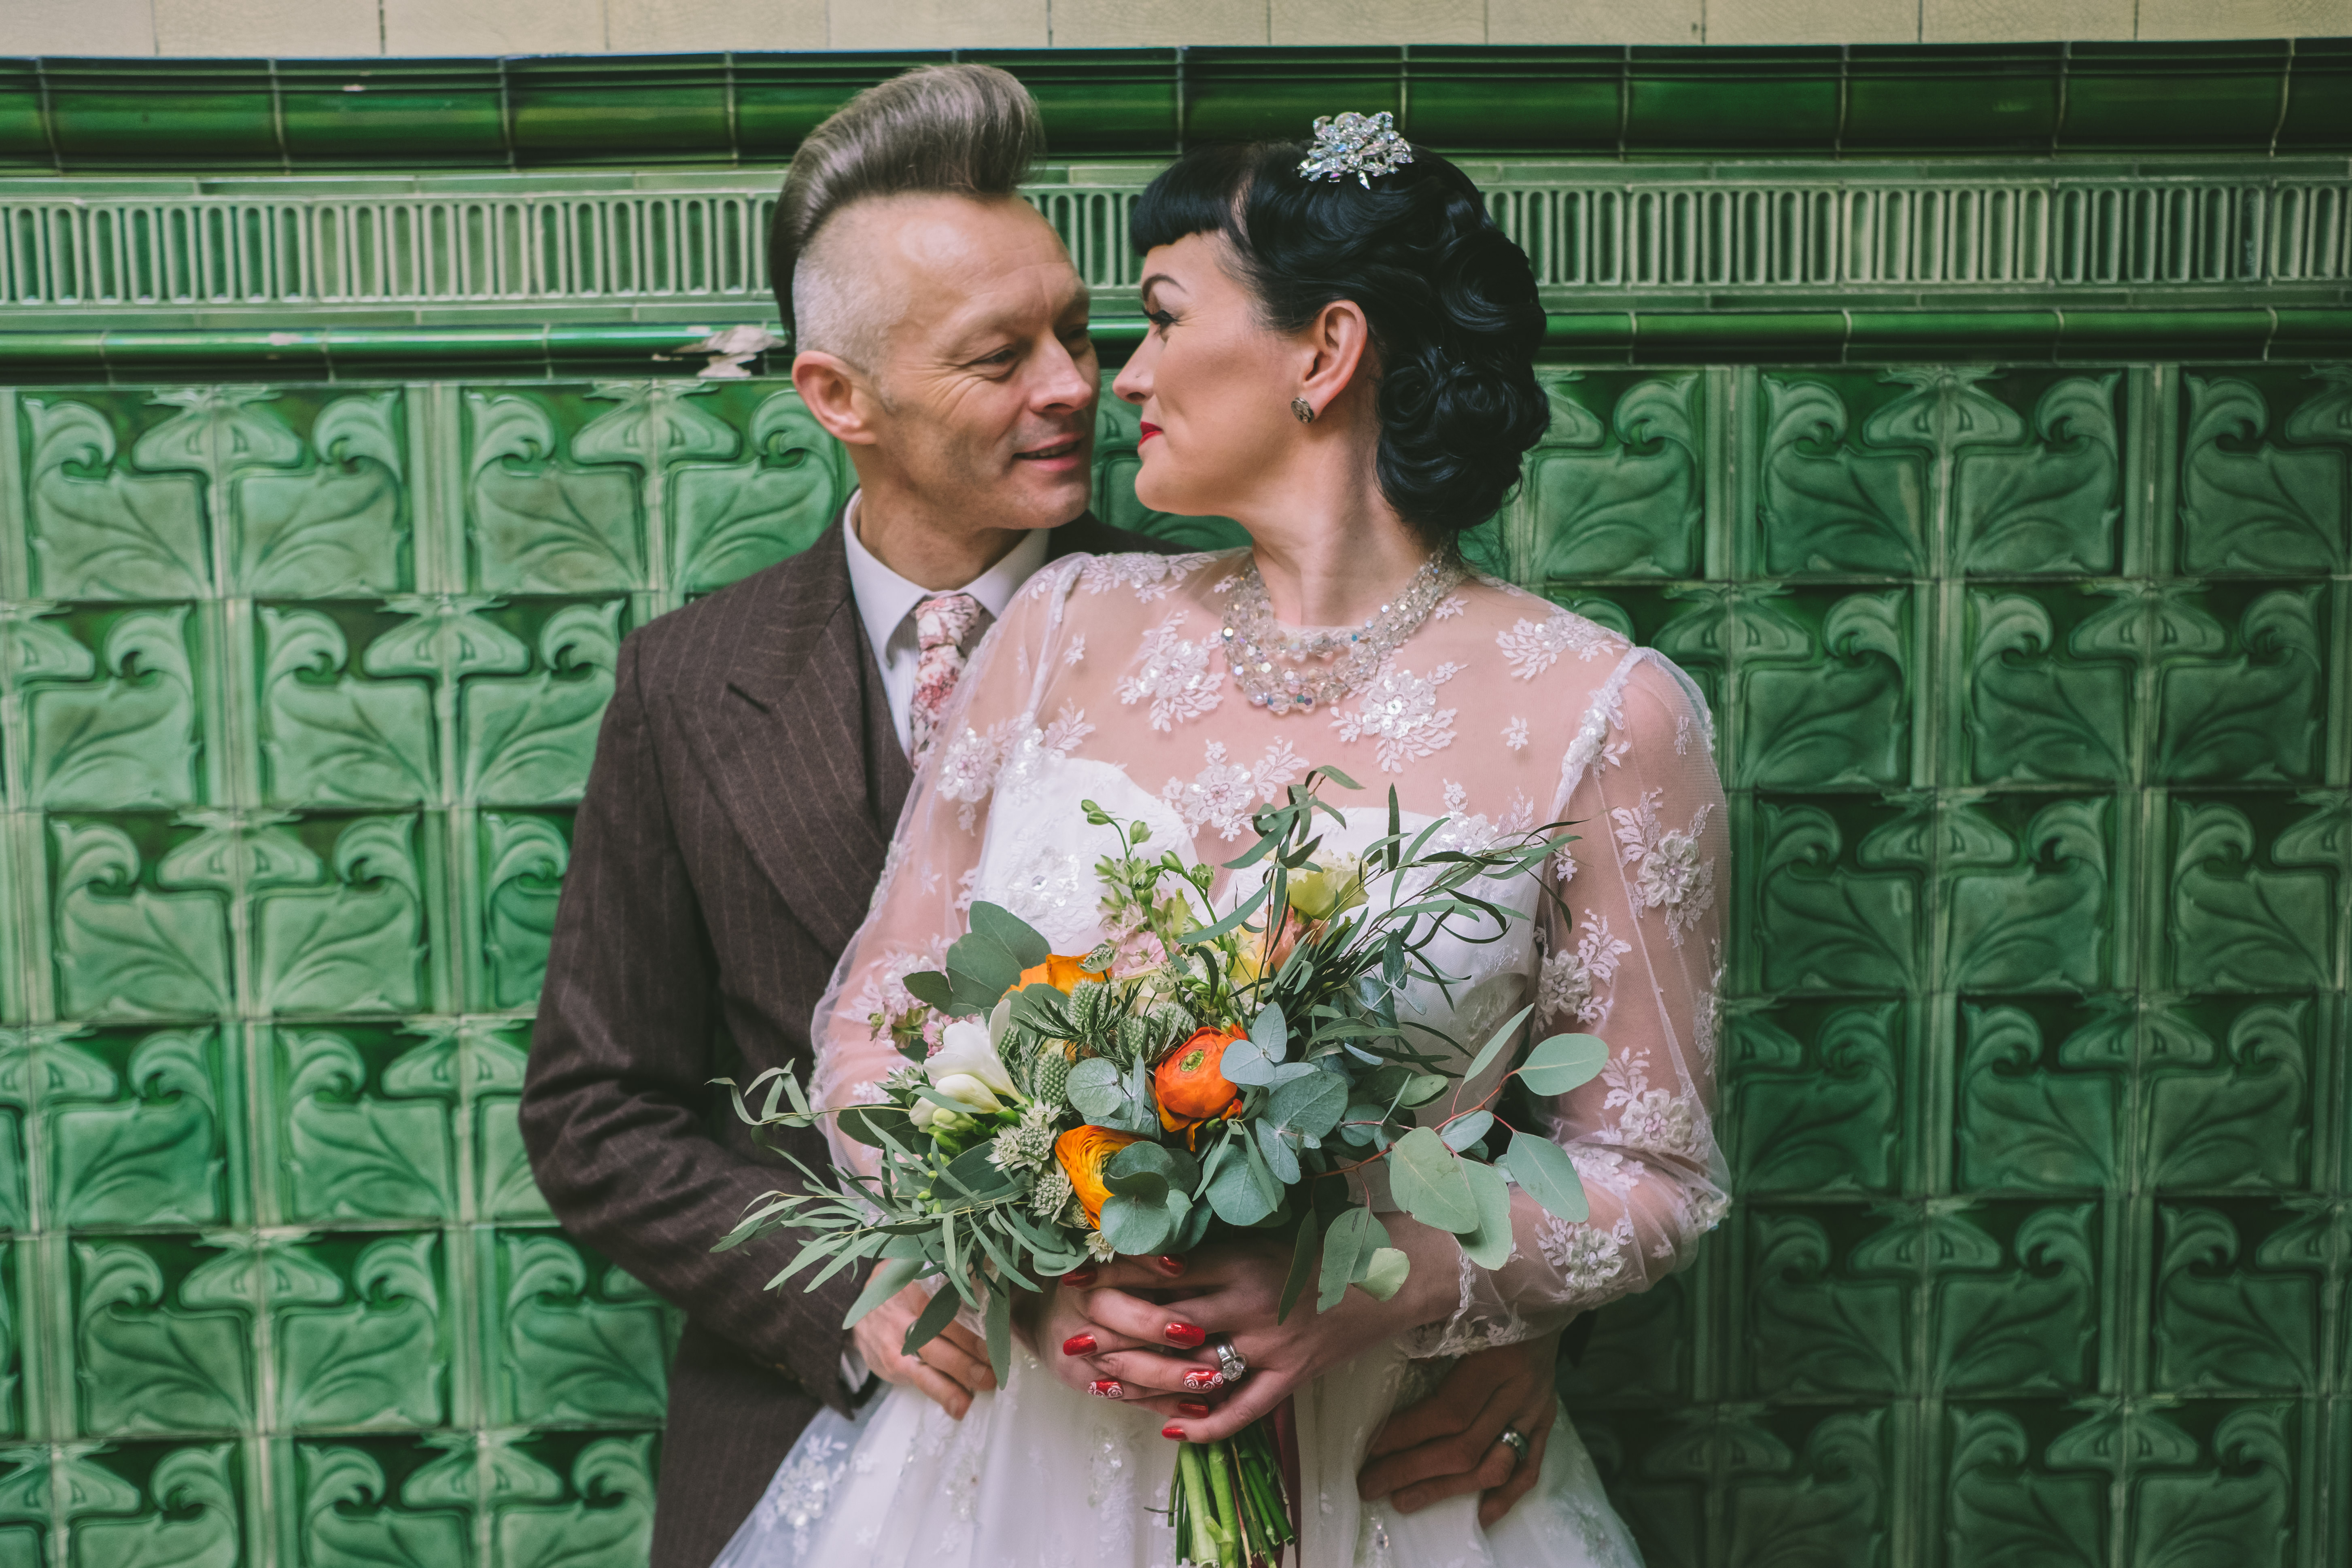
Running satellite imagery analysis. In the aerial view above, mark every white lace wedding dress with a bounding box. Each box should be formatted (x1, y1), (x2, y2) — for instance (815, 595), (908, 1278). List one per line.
(715, 550), (1730, 1568)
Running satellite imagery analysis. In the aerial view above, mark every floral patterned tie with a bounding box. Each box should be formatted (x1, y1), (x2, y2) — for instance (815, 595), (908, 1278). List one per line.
(906, 591), (989, 764)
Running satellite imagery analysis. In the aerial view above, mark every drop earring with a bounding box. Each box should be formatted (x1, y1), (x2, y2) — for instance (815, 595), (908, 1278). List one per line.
(1291, 397), (1316, 424)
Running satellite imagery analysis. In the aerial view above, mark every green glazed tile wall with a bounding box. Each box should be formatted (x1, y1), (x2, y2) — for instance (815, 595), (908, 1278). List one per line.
(0, 358), (2344, 1567)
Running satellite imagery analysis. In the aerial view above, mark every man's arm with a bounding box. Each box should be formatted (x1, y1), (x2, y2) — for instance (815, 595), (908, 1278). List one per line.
(519, 635), (859, 1407)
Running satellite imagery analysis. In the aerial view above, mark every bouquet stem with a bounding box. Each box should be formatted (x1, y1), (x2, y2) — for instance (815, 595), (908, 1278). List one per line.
(1170, 1417), (1296, 1568)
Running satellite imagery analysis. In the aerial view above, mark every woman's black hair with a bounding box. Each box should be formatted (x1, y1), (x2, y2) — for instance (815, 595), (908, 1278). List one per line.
(1130, 138), (1549, 542)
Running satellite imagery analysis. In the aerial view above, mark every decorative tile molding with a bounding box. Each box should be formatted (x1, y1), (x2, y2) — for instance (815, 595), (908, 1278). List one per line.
(3, 42), (2350, 174)
(3, 160), (2348, 334)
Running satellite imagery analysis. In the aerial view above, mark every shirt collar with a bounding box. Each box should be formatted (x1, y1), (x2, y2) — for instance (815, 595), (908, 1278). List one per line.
(841, 490), (1053, 659)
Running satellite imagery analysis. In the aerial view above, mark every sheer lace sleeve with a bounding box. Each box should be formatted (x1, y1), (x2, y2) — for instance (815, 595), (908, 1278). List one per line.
(1407, 647), (1731, 1356)
(807, 560), (1094, 1175)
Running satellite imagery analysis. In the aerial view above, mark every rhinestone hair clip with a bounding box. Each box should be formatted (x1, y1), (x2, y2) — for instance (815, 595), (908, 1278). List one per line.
(1297, 111), (1414, 188)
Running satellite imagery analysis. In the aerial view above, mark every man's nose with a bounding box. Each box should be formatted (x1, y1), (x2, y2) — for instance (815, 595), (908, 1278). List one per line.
(1032, 334), (1098, 411)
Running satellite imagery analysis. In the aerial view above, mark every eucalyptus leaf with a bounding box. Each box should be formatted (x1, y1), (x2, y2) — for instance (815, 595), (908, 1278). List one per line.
(1498, 1133), (1590, 1224)
(1388, 1126), (1479, 1234)
(968, 901), (1051, 969)
(1519, 1033), (1611, 1096)
(1254, 1118), (1302, 1184)
(1206, 1140), (1278, 1226)
(1269, 1072), (1348, 1139)
(1066, 1058), (1129, 1123)
(1440, 1110), (1494, 1152)
(1317, 1205), (1383, 1311)
(1250, 1003), (1288, 1061)
(1357, 1246), (1410, 1301)
(902, 969), (955, 1013)
(1101, 1190), (1179, 1255)
(1397, 1073), (1452, 1109)
(1462, 1004), (1536, 1085)
(984, 1284), (1013, 1385)
(1221, 1030), (1277, 1088)
(1278, 1208), (1320, 1323)
(902, 1284), (962, 1356)
(1456, 1157), (1516, 1270)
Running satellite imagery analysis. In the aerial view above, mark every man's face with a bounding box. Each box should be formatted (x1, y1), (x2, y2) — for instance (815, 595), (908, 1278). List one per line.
(845, 194), (1100, 534)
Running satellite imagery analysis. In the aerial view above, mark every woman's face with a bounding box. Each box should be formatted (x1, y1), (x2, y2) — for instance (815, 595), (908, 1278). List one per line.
(1111, 232), (1302, 521)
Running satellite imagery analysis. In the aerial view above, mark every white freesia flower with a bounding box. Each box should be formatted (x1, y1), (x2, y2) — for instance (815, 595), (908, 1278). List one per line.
(911, 1018), (1019, 1128)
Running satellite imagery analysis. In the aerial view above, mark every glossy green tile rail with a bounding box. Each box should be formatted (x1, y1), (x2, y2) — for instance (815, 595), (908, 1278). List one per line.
(0, 355), (2344, 1567)
(2, 43), (2350, 174)
(8, 158), (2352, 331)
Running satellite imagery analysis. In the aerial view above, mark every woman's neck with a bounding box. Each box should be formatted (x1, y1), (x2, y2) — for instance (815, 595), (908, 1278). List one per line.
(1233, 423), (1433, 628)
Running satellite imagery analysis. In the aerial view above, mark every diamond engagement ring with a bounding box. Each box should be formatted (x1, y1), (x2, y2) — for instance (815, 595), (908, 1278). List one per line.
(1496, 1425), (1530, 1470)
(1212, 1337), (1249, 1385)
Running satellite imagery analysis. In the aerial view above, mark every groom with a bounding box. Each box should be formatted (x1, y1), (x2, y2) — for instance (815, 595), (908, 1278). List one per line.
(522, 64), (1560, 1568)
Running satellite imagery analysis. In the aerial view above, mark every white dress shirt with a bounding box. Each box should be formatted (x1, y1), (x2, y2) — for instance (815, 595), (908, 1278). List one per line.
(841, 490), (1055, 756)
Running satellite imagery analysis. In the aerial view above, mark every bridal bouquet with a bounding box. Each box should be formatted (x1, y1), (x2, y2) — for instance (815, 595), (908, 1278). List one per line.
(720, 767), (1607, 1568)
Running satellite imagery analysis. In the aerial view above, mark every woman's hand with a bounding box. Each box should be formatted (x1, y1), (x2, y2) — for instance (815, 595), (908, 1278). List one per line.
(1070, 1217), (1461, 1444)
(1356, 1331), (1561, 1527)
(1028, 1259), (1231, 1419)
(850, 1269), (997, 1420)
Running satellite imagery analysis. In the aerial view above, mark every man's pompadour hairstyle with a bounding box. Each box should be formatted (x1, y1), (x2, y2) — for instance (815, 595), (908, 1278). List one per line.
(771, 63), (1047, 336)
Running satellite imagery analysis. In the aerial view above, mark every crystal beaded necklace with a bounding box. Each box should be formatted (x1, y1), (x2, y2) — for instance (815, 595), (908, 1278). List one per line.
(1218, 553), (1467, 715)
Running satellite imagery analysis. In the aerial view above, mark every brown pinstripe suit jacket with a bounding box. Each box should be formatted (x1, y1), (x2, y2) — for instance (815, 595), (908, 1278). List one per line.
(520, 511), (1168, 1568)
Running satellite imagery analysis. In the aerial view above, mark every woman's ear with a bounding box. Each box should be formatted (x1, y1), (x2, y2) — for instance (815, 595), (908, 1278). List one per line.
(791, 350), (880, 446)
(1295, 299), (1373, 423)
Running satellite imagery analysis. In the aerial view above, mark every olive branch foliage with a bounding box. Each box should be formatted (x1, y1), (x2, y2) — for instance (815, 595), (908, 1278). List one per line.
(714, 766), (1607, 1383)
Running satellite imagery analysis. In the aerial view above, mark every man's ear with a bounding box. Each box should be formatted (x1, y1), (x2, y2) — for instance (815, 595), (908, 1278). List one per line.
(1295, 299), (1373, 422)
(792, 350), (881, 446)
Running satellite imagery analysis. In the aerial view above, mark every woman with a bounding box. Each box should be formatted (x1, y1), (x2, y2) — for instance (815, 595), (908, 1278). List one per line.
(719, 119), (1729, 1568)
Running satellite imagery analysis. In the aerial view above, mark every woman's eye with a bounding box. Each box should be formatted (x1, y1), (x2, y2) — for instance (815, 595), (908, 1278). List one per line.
(1146, 310), (1176, 331)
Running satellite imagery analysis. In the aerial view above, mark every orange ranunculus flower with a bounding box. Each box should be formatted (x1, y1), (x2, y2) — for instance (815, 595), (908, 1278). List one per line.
(1017, 954), (1107, 993)
(1155, 1027), (1243, 1129)
(1055, 1125), (1145, 1227)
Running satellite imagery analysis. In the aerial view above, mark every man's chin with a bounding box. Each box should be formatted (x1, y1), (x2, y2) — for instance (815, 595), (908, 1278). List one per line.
(1004, 463), (1096, 527)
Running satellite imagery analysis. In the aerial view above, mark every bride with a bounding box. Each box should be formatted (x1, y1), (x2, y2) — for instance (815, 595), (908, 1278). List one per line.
(719, 117), (1729, 1568)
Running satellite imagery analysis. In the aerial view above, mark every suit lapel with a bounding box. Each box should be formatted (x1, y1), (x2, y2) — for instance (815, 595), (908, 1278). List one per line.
(692, 521), (894, 957)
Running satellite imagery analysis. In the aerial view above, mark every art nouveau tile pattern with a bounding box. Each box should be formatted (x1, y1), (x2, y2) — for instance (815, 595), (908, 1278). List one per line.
(0, 365), (2344, 1565)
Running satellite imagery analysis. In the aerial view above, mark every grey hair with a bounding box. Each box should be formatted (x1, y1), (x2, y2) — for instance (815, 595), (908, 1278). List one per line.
(773, 64), (1047, 368)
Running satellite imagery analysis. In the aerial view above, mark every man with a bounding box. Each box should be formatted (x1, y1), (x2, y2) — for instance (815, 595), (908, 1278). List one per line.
(520, 64), (1561, 1568)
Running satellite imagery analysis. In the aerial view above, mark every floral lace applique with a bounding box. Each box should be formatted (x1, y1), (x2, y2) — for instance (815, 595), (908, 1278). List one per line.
(1538, 913), (1630, 1028)
(1040, 701), (1095, 755)
(1536, 1211), (1637, 1296)
(1692, 983), (1721, 1071)
(1612, 788), (1717, 947)
(1567, 1145), (1646, 1198)
(1675, 712), (1692, 754)
(1116, 614), (1222, 731)
(934, 716), (1023, 830)
(1431, 786), (1536, 855)
(1597, 1049), (1709, 1161)
(1077, 550), (1212, 603)
(849, 940), (952, 1050)
(1497, 608), (1619, 681)
(751, 1427), (853, 1552)
(1331, 659), (1461, 773)
(1433, 593), (1468, 620)
(1504, 716), (1529, 751)
(1163, 739), (1304, 841)
(1064, 634), (1086, 667)
(1564, 672), (1631, 779)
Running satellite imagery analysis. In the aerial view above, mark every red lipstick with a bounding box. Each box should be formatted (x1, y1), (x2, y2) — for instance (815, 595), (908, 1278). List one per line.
(1138, 421), (1162, 443)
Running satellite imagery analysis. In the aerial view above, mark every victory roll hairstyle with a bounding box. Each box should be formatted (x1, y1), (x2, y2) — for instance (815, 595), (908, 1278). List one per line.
(771, 64), (1047, 366)
(1131, 139), (1549, 541)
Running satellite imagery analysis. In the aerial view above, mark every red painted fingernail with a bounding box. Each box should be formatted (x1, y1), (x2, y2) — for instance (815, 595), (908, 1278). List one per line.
(1162, 1424), (1187, 1439)
(1178, 1400), (1211, 1418)
(1182, 1369), (1225, 1391)
(1164, 1322), (1206, 1348)
(1153, 1255), (1186, 1275)
(1089, 1380), (1123, 1400)
(1060, 1268), (1097, 1288)
(1062, 1334), (1096, 1357)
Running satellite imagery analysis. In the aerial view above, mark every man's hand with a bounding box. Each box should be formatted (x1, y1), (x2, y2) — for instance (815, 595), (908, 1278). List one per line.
(1356, 1330), (1562, 1528)
(850, 1269), (997, 1419)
